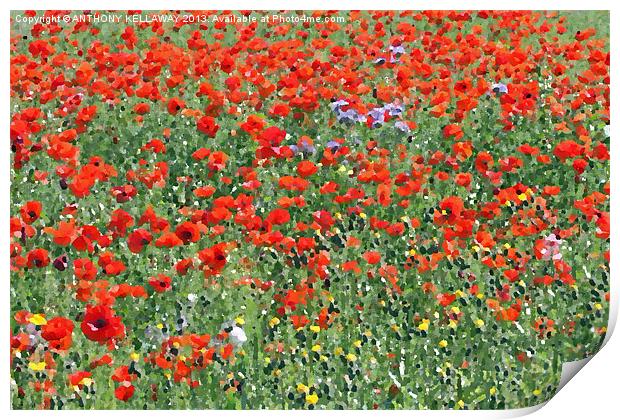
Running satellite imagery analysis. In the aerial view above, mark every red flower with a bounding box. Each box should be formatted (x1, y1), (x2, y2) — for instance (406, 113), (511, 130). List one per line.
(41, 317), (74, 351)
(175, 258), (194, 275)
(196, 116), (219, 137)
(98, 251), (126, 276)
(259, 126), (286, 146)
(297, 160), (318, 178)
(68, 371), (92, 389)
(363, 251), (381, 265)
(114, 384), (135, 401)
(433, 196), (464, 225)
(111, 185), (138, 203)
(155, 232), (184, 248)
(436, 293), (457, 307)
(133, 103), (150, 115)
(175, 222), (201, 244)
(198, 243), (228, 272)
(127, 229), (153, 253)
(81, 305), (125, 343)
(26, 248), (50, 268)
(20, 201), (42, 224)
(74, 258), (97, 281)
(265, 208), (290, 226)
(572, 158), (588, 175)
(112, 365), (135, 382)
(455, 173), (472, 188)
(207, 151), (228, 172)
(149, 274), (172, 293)
(166, 97), (185, 115)
(553, 140), (584, 161)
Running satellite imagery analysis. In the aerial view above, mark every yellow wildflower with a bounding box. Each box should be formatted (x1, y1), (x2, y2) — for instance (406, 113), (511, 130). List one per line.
(306, 393), (319, 405)
(29, 314), (47, 326)
(346, 353), (357, 362)
(28, 361), (46, 371)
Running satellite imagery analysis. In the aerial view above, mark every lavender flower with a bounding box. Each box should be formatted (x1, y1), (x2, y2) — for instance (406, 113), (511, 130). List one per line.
(336, 108), (366, 124)
(384, 102), (404, 116)
(325, 140), (342, 151)
(491, 83), (508, 95)
(290, 139), (316, 155)
(329, 99), (349, 112)
(390, 45), (406, 56)
(394, 121), (410, 133)
(368, 106), (386, 122)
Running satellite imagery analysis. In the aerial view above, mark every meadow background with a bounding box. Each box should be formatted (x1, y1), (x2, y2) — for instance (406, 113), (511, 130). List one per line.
(10, 10), (610, 409)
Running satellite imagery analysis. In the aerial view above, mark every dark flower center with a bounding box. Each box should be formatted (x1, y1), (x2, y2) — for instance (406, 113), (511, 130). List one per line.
(93, 318), (107, 329)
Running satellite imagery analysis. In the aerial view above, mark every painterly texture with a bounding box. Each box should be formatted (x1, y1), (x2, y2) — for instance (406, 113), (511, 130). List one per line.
(10, 10), (610, 410)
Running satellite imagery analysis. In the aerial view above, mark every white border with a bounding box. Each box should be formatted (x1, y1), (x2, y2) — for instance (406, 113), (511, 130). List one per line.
(2, 2), (617, 418)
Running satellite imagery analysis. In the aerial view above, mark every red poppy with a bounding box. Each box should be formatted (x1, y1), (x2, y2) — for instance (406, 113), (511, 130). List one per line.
(433, 196), (464, 225)
(81, 305), (125, 343)
(175, 258), (194, 275)
(26, 248), (50, 268)
(198, 243), (228, 272)
(112, 366), (136, 384)
(196, 116), (219, 137)
(207, 151), (228, 172)
(98, 252), (126, 276)
(363, 251), (381, 265)
(155, 232), (183, 248)
(149, 274), (172, 293)
(41, 317), (74, 351)
(175, 222), (201, 244)
(133, 103), (150, 115)
(194, 185), (216, 198)
(127, 229), (153, 253)
(553, 140), (584, 161)
(166, 97), (185, 115)
(20, 201), (42, 224)
(114, 384), (135, 401)
(297, 160), (318, 178)
(265, 208), (291, 226)
(436, 293), (457, 307)
(111, 185), (138, 203)
(74, 258), (97, 281)
(68, 371), (92, 389)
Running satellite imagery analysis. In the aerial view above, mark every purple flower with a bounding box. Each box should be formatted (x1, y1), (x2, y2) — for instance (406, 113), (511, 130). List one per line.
(326, 140), (341, 151)
(336, 108), (366, 124)
(394, 121), (410, 133)
(368, 107), (386, 122)
(329, 99), (349, 112)
(390, 45), (406, 56)
(290, 139), (316, 155)
(491, 83), (508, 95)
(384, 102), (404, 116)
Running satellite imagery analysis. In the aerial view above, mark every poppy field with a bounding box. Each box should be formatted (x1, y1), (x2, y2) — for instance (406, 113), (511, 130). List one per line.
(9, 10), (610, 410)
